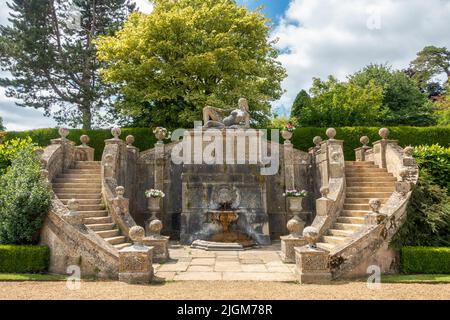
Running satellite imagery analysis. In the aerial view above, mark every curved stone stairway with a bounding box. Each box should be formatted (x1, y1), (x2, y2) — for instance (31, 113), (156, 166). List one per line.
(53, 161), (132, 250)
(317, 161), (396, 251)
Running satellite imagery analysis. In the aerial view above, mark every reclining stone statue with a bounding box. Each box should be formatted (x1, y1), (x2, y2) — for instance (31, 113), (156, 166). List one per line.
(203, 98), (251, 129)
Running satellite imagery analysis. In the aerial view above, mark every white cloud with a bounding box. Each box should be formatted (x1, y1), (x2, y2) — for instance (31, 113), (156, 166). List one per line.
(271, 0), (450, 115)
(134, 0), (154, 14)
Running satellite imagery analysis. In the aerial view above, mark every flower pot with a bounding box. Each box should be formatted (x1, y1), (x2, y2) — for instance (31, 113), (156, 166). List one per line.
(282, 130), (293, 141)
(288, 197), (303, 213)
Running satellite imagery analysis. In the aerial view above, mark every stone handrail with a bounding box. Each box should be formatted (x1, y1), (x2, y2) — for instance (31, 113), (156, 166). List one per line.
(101, 130), (137, 240)
(310, 129), (346, 239)
(39, 129), (120, 277)
(331, 130), (419, 278)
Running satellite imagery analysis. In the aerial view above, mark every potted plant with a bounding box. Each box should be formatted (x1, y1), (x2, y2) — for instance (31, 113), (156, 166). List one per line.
(283, 189), (307, 216)
(281, 122), (296, 142)
(145, 188), (165, 219)
(153, 127), (170, 143)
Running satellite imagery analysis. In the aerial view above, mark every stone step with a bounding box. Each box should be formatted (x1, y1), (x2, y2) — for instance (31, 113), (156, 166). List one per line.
(346, 176), (396, 182)
(53, 183), (102, 189)
(60, 174), (101, 179)
(77, 204), (106, 211)
(334, 223), (363, 231)
(86, 223), (116, 231)
(344, 204), (371, 211)
(64, 169), (101, 174)
(346, 192), (393, 198)
(323, 235), (348, 245)
(74, 161), (101, 168)
(114, 243), (132, 250)
(96, 229), (120, 238)
(341, 210), (371, 217)
(346, 182), (396, 187)
(105, 236), (126, 245)
(346, 168), (387, 173)
(316, 242), (336, 251)
(337, 216), (365, 224)
(54, 178), (102, 184)
(345, 198), (388, 204)
(60, 199), (102, 205)
(53, 188), (102, 194)
(328, 229), (354, 237)
(346, 186), (394, 192)
(57, 193), (102, 200)
(346, 172), (394, 178)
(79, 210), (109, 218)
(345, 161), (375, 166)
(83, 216), (113, 224)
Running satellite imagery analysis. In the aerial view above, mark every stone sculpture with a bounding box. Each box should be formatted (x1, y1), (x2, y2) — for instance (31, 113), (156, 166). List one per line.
(203, 98), (250, 129)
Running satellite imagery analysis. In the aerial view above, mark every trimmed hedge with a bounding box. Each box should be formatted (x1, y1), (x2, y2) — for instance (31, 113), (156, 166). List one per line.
(0, 245), (49, 273)
(401, 246), (450, 274)
(5, 126), (450, 160)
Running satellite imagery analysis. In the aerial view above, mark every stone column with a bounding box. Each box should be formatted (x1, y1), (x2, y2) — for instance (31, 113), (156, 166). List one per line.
(354, 136), (371, 162)
(315, 187), (333, 216)
(295, 226), (331, 284)
(372, 128), (398, 169)
(143, 219), (170, 263)
(119, 226), (154, 284)
(283, 139), (295, 191)
(325, 128), (344, 179)
(75, 135), (94, 161)
(280, 216), (307, 263)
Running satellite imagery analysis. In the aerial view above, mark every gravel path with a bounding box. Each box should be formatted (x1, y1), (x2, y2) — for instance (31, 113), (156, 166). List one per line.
(1, 281), (449, 300)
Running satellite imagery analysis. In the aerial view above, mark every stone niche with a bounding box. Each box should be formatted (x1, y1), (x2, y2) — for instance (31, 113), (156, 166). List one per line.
(129, 129), (313, 245)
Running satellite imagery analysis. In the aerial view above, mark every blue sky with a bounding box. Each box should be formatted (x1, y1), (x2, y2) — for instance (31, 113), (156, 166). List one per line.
(1, 0), (450, 130)
(237, 0), (290, 23)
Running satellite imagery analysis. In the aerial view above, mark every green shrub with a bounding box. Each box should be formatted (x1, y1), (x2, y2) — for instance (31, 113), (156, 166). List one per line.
(0, 137), (36, 173)
(391, 170), (450, 248)
(401, 246), (450, 274)
(0, 146), (51, 244)
(6, 126), (450, 161)
(0, 245), (49, 273)
(414, 144), (450, 192)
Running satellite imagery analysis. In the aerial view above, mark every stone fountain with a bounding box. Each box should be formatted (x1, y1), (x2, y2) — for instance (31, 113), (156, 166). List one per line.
(191, 187), (255, 251)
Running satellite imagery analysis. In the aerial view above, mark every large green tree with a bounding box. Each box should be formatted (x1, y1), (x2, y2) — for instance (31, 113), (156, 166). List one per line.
(296, 76), (384, 127)
(0, 0), (135, 129)
(290, 89), (311, 121)
(410, 46), (450, 89)
(349, 64), (435, 126)
(97, 0), (286, 128)
(0, 116), (4, 131)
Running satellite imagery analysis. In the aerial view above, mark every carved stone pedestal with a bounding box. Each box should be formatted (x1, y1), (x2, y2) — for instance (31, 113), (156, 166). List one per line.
(295, 246), (331, 284)
(280, 236), (307, 263)
(119, 244), (154, 284)
(143, 236), (170, 263)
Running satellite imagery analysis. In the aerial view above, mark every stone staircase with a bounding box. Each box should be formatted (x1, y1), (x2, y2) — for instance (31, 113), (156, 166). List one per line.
(317, 161), (396, 252)
(53, 161), (132, 250)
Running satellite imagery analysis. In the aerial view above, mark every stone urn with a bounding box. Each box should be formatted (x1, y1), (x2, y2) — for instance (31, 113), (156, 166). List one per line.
(281, 130), (293, 142)
(288, 197), (303, 213)
(147, 197), (161, 220)
(153, 127), (168, 143)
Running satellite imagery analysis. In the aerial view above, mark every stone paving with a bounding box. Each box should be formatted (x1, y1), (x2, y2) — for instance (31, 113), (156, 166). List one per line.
(153, 241), (298, 282)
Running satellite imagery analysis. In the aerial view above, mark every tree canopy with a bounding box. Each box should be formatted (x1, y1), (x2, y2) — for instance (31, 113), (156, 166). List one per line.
(349, 64), (435, 126)
(295, 76), (384, 127)
(96, 0), (286, 128)
(410, 46), (450, 89)
(0, 116), (4, 131)
(290, 89), (311, 121)
(0, 0), (135, 129)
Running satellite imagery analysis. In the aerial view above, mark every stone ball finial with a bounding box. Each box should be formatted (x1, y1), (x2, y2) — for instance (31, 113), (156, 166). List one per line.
(58, 127), (69, 139)
(403, 146), (414, 158)
(149, 219), (163, 235)
(320, 186), (330, 198)
(360, 136), (369, 147)
(326, 128), (336, 140)
(287, 218), (302, 237)
(80, 135), (90, 146)
(67, 199), (79, 212)
(126, 135), (135, 146)
(303, 226), (319, 249)
(111, 127), (121, 139)
(369, 198), (381, 213)
(129, 226), (145, 245)
(116, 186), (125, 197)
(313, 136), (322, 147)
(378, 128), (389, 140)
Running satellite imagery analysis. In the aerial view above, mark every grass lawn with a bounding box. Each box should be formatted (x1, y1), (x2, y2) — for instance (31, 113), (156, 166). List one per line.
(0, 273), (66, 281)
(382, 274), (450, 283)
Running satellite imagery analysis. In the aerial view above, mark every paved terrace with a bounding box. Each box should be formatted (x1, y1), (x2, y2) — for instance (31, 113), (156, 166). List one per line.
(154, 241), (297, 282)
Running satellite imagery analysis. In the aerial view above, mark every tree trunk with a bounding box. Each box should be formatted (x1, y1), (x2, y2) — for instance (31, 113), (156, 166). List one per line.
(81, 106), (92, 130)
